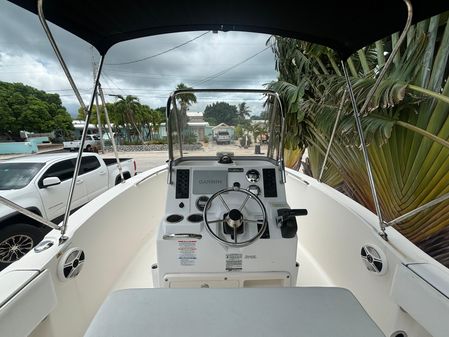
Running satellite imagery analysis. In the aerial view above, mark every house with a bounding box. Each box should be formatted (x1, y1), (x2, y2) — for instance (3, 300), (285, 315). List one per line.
(212, 123), (235, 139)
(186, 112), (211, 141)
(158, 112), (212, 142)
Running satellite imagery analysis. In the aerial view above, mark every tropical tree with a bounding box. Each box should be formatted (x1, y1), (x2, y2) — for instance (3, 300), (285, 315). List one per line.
(268, 13), (449, 266)
(141, 106), (165, 140)
(238, 102), (251, 120)
(174, 83), (197, 131)
(204, 101), (239, 125)
(0, 81), (73, 139)
(114, 95), (144, 143)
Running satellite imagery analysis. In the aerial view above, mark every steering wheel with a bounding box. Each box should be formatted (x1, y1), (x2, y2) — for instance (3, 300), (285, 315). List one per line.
(203, 187), (267, 247)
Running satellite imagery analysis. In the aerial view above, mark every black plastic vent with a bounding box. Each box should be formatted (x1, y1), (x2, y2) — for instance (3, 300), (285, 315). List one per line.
(188, 214), (203, 222)
(167, 214), (184, 223)
(176, 169), (190, 199)
(263, 168), (277, 197)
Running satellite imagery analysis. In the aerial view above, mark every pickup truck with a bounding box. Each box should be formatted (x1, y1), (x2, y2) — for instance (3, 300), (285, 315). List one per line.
(0, 153), (136, 269)
(63, 135), (101, 152)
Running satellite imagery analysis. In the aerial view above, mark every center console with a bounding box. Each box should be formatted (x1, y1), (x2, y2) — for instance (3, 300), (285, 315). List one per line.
(154, 157), (302, 288)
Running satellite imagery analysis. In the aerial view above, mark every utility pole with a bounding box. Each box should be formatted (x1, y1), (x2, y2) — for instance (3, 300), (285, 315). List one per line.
(91, 46), (105, 153)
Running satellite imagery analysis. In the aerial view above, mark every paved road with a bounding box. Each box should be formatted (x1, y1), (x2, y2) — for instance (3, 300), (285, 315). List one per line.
(0, 143), (268, 173)
(103, 151), (168, 173)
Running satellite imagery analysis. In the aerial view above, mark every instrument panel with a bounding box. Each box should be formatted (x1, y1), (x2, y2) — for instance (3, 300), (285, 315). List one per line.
(174, 166), (279, 209)
(162, 159), (288, 240)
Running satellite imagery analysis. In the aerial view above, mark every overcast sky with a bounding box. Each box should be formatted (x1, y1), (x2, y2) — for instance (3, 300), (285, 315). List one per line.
(0, 0), (279, 116)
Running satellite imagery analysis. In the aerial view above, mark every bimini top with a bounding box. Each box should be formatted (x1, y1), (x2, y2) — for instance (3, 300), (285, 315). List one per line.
(8, 0), (449, 59)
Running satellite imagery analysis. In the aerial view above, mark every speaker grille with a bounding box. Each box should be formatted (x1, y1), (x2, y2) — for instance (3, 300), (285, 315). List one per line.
(361, 244), (387, 275)
(58, 248), (86, 281)
(176, 169), (190, 199)
(263, 168), (277, 197)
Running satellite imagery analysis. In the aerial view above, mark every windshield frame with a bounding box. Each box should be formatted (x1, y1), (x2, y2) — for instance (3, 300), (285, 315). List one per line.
(165, 88), (285, 162)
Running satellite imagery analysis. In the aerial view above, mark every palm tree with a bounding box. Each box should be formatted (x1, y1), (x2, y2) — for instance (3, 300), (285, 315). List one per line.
(175, 83), (197, 113)
(114, 95), (144, 144)
(238, 102), (251, 120)
(268, 14), (449, 266)
(148, 109), (164, 140)
(174, 83), (197, 141)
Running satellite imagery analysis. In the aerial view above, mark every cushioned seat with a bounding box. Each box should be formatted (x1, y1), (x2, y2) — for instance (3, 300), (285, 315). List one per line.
(84, 287), (385, 337)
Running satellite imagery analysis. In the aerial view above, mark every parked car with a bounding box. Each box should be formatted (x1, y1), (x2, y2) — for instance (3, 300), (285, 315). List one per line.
(216, 131), (231, 145)
(63, 135), (101, 152)
(0, 153), (136, 269)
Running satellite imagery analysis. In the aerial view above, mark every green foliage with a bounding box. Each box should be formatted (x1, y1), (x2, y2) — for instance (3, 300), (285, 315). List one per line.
(148, 139), (167, 144)
(114, 95), (144, 143)
(235, 125), (244, 138)
(237, 102), (251, 121)
(269, 14), (449, 266)
(76, 95), (167, 144)
(0, 81), (73, 139)
(182, 131), (198, 144)
(173, 83), (196, 134)
(204, 101), (238, 125)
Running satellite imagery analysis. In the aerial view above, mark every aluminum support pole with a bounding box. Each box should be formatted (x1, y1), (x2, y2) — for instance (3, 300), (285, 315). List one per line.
(94, 93), (105, 154)
(318, 90), (347, 182)
(341, 61), (385, 238)
(37, 0), (87, 111)
(359, 0), (413, 116)
(335, 0), (412, 237)
(98, 82), (125, 182)
(92, 47), (105, 153)
(38, 0), (104, 241)
(0, 196), (59, 231)
(387, 192), (449, 227)
(60, 56), (105, 239)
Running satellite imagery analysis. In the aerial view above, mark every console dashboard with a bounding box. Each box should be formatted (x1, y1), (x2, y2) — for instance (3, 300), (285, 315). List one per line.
(163, 159), (286, 238)
(155, 158), (299, 288)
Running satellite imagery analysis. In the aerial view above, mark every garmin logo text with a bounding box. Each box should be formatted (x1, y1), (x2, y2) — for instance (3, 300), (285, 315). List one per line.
(199, 179), (223, 185)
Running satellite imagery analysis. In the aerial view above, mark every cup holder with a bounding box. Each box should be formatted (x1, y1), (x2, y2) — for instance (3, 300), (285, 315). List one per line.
(166, 214), (184, 223)
(187, 214), (203, 222)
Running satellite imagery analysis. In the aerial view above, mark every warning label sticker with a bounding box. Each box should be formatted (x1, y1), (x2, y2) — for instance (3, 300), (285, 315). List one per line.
(177, 240), (197, 266)
(226, 253), (242, 271)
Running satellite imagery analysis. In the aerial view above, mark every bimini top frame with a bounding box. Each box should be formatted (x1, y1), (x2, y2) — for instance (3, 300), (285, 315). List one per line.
(2, 0), (449, 244)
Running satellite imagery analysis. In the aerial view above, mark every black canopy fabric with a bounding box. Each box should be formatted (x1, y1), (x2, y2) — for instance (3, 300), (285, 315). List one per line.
(7, 0), (449, 59)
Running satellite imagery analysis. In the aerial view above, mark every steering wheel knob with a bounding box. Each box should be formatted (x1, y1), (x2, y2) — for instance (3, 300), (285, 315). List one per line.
(227, 209), (243, 228)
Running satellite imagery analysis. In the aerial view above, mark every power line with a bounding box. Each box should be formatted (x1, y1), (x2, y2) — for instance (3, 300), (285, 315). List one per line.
(193, 46), (271, 86)
(101, 72), (127, 96)
(106, 31), (210, 66)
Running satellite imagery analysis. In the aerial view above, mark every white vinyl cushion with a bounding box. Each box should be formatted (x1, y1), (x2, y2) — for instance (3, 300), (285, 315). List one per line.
(84, 287), (385, 337)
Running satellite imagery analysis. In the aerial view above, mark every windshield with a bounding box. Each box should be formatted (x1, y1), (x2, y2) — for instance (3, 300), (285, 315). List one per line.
(0, 163), (45, 190)
(166, 89), (283, 161)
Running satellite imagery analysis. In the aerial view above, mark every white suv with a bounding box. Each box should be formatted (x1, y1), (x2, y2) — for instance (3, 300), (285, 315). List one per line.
(216, 131), (231, 145)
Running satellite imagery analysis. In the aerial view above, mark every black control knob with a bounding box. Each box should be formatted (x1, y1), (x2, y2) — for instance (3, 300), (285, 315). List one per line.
(248, 185), (260, 196)
(196, 196), (209, 211)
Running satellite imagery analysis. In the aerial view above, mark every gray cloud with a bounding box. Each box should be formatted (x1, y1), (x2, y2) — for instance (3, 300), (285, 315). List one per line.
(0, 0), (278, 115)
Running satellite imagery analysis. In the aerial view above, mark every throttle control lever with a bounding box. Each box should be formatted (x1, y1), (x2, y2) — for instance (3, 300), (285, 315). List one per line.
(276, 208), (308, 238)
